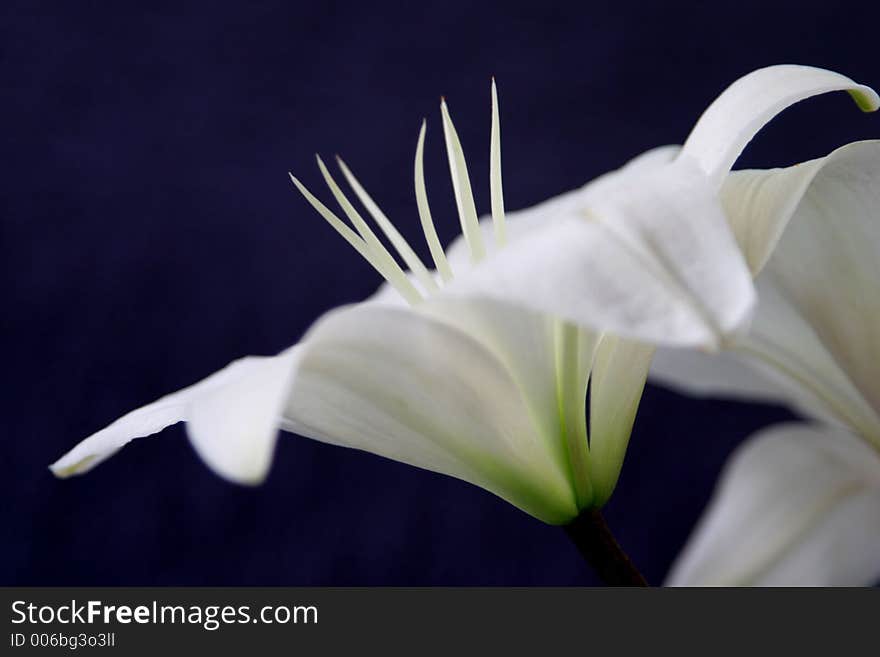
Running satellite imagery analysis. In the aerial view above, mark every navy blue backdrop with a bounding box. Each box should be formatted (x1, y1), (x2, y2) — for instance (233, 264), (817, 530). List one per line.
(3, 0), (878, 585)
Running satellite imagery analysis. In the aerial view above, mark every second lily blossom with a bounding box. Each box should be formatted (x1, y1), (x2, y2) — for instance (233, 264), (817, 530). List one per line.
(50, 67), (878, 534)
(655, 137), (880, 585)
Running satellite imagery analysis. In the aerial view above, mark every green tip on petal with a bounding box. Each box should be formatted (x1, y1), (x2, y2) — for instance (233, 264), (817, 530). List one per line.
(848, 86), (880, 112)
(50, 455), (97, 478)
(681, 65), (880, 187)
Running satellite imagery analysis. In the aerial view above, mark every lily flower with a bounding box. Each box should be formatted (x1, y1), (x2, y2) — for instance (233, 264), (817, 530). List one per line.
(51, 67), (873, 531)
(651, 96), (880, 582)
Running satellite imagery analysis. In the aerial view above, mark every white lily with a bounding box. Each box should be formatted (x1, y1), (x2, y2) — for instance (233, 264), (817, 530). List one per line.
(651, 91), (880, 582)
(51, 67), (874, 529)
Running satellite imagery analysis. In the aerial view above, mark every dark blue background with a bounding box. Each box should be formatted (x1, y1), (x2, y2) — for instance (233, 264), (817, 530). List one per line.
(3, 0), (877, 585)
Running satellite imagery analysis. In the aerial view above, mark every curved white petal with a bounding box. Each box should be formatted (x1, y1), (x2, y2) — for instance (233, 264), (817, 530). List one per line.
(51, 348), (301, 484)
(418, 298), (658, 509)
(722, 140), (880, 276)
(281, 301), (579, 524)
(412, 295), (659, 510)
(651, 275), (880, 442)
(752, 142), (880, 427)
(186, 349), (301, 483)
(653, 141), (880, 445)
(667, 424), (880, 586)
(443, 155), (754, 349)
(681, 65), (878, 187)
(650, 344), (790, 405)
(444, 145), (683, 265)
(416, 298), (568, 473)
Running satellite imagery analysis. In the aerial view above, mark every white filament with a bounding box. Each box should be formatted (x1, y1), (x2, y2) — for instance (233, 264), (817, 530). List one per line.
(315, 155), (428, 297)
(490, 78), (507, 247)
(441, 98), (486, 263)
(414, 121), (454, 283)
(292, 81), (508, 305)
(335, 156), (439, 293)
(289, 174), (423, 305)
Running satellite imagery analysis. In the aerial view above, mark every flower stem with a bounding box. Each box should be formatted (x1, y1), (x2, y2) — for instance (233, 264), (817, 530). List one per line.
(564, 509), (648, 586)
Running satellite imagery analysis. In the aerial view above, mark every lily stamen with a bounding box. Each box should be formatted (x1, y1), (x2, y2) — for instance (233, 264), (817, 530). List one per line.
(414, 120), (454, 283)
(288, 173), (424, 305)
(490, 78), (507, 247)
(293, 90), (506, 302)
(335, 156), (439, 294)
(441, 97), (486, 263)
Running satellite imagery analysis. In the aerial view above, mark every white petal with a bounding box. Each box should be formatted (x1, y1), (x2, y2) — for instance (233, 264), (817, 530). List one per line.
(667, 424), (880, 586)
(751, 142), (880, 426)
(416, 298), (565, 466)
(721, 140), (880, 276)
(413, 296), (661, 510)
(651, 275), (880, 443)
(588, 335), (654, 506)
(653, 141), (880, 444)
(650, 343), (790, 405)
(681, 65), (878, 187)
(554, 321), (599, 508)
(280, 301), (579, 524)
(444, 145), (682, 263)
(187, 349), (301, 483)
(51, 348), (301, 484)
(442, 156), (755, 349)
(416, 298), (654, 509)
